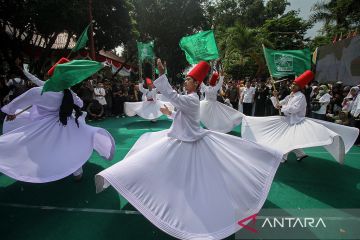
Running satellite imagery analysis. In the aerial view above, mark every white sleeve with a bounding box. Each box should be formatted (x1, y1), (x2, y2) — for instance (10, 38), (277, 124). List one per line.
(281, 94), (306, 115)
(270, 96), (278, 107)
(5, 79), (13, 86)
(154, 75), (197, 112)
(23, 70), (45, 86)
(139, 83), (147, 94)
(279, 95), (289, 106)
(214, 76), (224, 92)
(71, 91), (84, 108)
(319, 94), (331, 104)
(1, 87), (43, 115)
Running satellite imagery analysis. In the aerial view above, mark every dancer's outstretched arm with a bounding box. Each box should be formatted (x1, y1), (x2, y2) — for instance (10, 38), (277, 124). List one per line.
(23, 70), (45, 86)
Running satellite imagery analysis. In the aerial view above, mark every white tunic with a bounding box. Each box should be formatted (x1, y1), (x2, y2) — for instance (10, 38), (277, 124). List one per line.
(313, 93), (331, 115)
(0, 86), (115, 183)
(96, 74), (283, 240)
(155, 75), (207, 141)
(280, 91), (307, 125)
(199, 77), (243, 133)
(241, 91), (359, 164)
(94, 87), (107, 105)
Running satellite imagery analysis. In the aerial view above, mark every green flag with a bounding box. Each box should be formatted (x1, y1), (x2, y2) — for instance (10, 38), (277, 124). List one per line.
(137, 41), (154, 62)
(179, 30), (219, 64)
(42, 60), (104, 93)
(71, 24), (90, 52)
(263, 46), (311, 78)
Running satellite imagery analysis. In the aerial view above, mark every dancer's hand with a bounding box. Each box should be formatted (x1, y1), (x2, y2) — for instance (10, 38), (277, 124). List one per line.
(157, 58), (165, 75)
(160, 104), (172, 116)
(6, 115), (16, 121)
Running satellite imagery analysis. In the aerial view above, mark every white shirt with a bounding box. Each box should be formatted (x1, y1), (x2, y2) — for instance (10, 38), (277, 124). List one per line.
(139, 83), (157, 101)
(313, 93), (331, 115)
(94, 87), (107, 105)
(242, 87), (255, 103)
(280, 91), (307, 125)
(200, 76), (224, 101)
(154, 74), (208, 142)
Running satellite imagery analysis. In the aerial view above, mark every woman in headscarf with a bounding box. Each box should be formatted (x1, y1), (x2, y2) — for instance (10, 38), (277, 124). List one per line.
(349, 86), (360, 145)
(342, 86), (359, 112)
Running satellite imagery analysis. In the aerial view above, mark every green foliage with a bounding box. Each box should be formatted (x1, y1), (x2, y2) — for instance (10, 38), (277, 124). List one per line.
(261, 10), (312, 50)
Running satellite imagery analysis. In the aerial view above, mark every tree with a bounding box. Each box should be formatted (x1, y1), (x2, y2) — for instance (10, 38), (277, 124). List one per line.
(0, 0), (135, 74)
(310, 0), (360, 36)
(261, 10), (312, 50)
(129, 0), (208, 80)
(216, 23), (274, 78)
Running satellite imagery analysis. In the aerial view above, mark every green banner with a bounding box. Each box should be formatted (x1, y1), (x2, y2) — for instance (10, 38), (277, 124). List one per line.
(179, 30), (219, 64)
(42, 60), (104, 93)
(71, 24), (90, 52)
(137, 41), (154, 62)
(263, 47), (311, 77)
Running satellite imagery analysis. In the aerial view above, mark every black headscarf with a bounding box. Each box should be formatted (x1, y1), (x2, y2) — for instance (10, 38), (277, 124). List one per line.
(59, 89), (83, 127)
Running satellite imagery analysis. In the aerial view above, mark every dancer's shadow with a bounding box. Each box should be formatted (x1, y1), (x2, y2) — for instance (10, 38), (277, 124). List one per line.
(124, 119), (171, 130)
(0, 162), (120, 209)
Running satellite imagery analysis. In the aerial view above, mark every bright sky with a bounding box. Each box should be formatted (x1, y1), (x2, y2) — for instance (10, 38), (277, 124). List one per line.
(285, 0), (323, 38)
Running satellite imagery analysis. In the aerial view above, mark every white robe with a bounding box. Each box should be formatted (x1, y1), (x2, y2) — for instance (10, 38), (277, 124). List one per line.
(0, 86), (115, 183)
(241, 91), (359, 164)
(200, 77), (243, 133)
(95, 74), (282, 240)
(124, 83), (173, 120)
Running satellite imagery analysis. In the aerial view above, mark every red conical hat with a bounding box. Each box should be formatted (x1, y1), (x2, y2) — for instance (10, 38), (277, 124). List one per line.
(209, 72), (219, 86)
(146, 77), (153, 86)
(294, 70), (314, 88)
(187, 61), (210, 84)
(47, 57), (70, 76)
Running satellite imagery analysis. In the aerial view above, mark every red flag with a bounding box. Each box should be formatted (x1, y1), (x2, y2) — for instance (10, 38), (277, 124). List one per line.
(353, 29), (358, 37)
(338, 32), (343, 41)
(332, 34), (337, 43)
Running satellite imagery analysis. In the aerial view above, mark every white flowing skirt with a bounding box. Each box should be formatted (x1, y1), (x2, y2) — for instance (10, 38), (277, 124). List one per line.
(241, 116), (359, 164)
(200, 100), (243, 133)
(0, 114), (115, 183)
(124, 101), (174, 120)
(95, 130), (282, 240)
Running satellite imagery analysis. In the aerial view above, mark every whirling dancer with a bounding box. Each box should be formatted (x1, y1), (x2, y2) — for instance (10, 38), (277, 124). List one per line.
(95, 59), (282, 240)
(0, 59), (115, 182)
(200, 71), (243, 133)
(241, 70), (359, 163)
(124, 77), (173, 121)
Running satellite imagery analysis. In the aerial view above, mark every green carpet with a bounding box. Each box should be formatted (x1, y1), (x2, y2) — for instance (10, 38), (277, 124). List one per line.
(0, 116), (359, 240)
